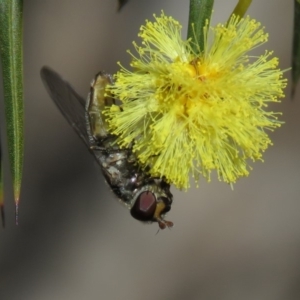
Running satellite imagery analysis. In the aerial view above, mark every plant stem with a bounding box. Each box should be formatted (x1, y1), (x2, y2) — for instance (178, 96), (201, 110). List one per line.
(228, 0), (252, 20)
(292, 0), (300, 97)
(187, 0), (214, 54)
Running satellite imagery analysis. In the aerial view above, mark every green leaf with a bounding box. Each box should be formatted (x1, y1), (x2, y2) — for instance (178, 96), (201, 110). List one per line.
(292, 0), (300, 96)
(228, 0), (252, 21)
(0, 0), (24, 221)
(187, 0), (214, 54)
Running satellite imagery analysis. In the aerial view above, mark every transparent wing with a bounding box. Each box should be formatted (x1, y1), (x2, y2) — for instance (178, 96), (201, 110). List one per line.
(40, 66), (92, 148)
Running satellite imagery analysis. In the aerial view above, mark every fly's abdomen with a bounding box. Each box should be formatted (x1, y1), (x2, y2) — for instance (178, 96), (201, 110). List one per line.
(87, 72), (114, 140)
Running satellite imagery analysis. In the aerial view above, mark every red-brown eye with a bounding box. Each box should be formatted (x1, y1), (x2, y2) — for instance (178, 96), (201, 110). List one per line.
(130, 191), (157, 221)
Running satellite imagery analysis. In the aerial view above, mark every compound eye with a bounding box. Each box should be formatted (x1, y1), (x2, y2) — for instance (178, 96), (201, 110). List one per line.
(131, 191), (157, 221)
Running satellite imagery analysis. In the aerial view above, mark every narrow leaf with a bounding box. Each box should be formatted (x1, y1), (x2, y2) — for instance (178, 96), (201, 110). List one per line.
(117, 0), (129, 11)
(0, 0), (24, 222)
(228, 0), (252, 21)
(292, 0), (300, 97)
(187, 0), (214, 54)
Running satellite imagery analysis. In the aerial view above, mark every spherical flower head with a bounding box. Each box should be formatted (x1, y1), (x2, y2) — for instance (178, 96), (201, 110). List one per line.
(104, 12), (287, 190)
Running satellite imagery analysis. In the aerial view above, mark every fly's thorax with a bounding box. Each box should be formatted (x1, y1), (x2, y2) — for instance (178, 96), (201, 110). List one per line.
(87, 72), (114, 140)
(98, 146), (131, 182)
(130, 183), (173, 229)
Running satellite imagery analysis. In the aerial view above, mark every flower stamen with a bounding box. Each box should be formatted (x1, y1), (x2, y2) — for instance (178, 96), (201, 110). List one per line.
(104, 13), (287, 189)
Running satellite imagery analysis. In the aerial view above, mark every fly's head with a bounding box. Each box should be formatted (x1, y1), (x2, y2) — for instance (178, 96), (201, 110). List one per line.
(130, 180), (173, 230)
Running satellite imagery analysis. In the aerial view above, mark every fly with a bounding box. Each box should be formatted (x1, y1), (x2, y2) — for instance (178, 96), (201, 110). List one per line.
(40, 67), (173, 229)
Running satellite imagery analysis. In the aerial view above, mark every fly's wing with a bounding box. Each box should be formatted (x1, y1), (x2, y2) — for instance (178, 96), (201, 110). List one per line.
(40, 66), (92, 149)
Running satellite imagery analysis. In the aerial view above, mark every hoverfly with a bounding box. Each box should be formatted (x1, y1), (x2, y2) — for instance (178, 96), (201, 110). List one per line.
(40, 67), (173, 229)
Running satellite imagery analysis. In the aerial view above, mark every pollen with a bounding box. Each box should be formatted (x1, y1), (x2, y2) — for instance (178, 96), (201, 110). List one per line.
(104, 12), (287, 190)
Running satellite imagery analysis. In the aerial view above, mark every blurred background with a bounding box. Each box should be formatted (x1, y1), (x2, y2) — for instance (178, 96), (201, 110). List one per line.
(0, 0), (299, 299)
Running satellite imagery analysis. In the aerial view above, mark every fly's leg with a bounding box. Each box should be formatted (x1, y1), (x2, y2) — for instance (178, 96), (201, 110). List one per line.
(90, 145), (107, 152)
(90, 145), (131, 157)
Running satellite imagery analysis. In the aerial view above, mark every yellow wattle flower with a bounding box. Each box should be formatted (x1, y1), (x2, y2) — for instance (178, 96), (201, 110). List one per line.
(104, 12), (287, 190)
